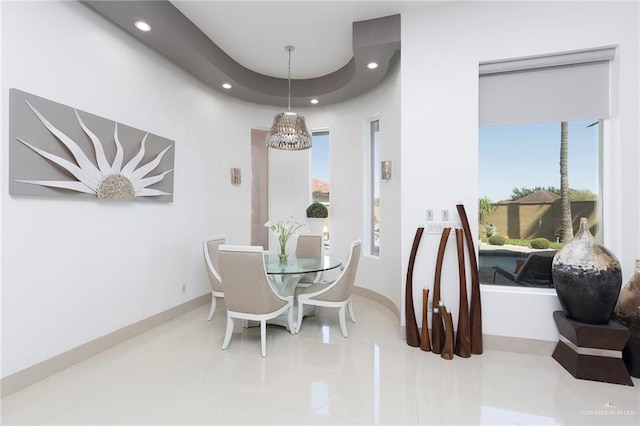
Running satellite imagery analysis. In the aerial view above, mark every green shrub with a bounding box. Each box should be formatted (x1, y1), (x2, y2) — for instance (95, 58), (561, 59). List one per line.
(530, 237), (551, 249)
(488, 234), (506, 246)
(306, 202), (328, 218)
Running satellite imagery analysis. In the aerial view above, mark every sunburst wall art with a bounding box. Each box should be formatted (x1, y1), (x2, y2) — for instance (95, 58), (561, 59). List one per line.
(9, 89), (175, 202)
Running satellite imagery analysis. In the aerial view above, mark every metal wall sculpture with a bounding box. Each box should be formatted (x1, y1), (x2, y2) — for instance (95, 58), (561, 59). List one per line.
(9, 89), (174, 202)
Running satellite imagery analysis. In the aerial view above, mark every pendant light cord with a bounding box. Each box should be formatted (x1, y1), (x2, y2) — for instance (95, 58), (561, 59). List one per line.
(287, 47), (292, 111)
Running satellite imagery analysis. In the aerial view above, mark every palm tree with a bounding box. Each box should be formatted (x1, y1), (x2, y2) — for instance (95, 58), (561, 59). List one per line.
(560, 121), (573, 242)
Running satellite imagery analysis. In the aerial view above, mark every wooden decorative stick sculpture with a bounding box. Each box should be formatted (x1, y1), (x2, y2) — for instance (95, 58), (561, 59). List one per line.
(420, 288), (431, 352)
(456, 204), (483, 355)
(431, 227), (451, 354)
(454, 229), (471, 358)
(440, 303), (454, 360)
(405, 227), (424, 347)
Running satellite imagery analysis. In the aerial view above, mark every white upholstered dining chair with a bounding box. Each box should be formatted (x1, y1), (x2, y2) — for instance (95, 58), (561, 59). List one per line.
(295, 239), (362, 337)
(295, 233), (324, 284)
(203, 235), (225, 320)
(218, 245), (294, 357)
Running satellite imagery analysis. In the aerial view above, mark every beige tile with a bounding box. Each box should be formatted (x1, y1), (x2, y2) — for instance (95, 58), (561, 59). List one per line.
(41, 376), (180, 425)
(0, 366), (118, 424)
(229, 400), (354, 425)
(136, 386), (248, 425)
(498, 395), (610, 426)
(0, 414), (38, 425)
(250, 362), (343, 413)
(184, 350), (282, 399)
(325, 370), (419, 425)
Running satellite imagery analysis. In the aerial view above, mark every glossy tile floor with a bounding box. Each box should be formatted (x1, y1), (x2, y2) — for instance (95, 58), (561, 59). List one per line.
(2, 295), (639, 425)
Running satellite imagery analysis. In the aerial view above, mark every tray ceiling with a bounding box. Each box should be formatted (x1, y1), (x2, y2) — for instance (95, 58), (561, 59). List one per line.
(79, 1), (427, 107)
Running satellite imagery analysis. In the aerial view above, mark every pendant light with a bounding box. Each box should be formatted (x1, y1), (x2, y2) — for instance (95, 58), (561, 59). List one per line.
(265, 45), (312, 150)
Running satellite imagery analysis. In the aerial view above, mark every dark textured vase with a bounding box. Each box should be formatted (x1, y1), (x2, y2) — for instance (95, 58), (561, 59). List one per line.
(552, 218), (622, 324)
(614, 259), (640, 377)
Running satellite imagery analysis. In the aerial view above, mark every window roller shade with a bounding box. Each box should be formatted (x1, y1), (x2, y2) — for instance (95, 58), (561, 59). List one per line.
(479, 47), (615, 126)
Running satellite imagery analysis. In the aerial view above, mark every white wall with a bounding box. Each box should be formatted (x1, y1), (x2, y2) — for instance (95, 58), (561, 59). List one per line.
(0, 1), (279, 377)
(401, 1), (640, 341)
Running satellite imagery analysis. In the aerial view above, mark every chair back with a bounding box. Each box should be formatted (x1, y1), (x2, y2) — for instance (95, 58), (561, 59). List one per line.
(218, 245), (288, 315)
(295, 234), (323, 257)
(295, 234), (323, 283)
(516, 251), (555, 284)
(313, 239), (362, 302)
(203, 235), (225, 292)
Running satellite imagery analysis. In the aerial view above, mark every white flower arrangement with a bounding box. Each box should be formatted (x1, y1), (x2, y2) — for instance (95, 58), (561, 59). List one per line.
(265, 217), (305, 259)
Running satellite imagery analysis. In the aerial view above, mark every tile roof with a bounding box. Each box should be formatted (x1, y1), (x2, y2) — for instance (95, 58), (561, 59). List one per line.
(514, 190), (560, 204)
(312, 177), (330, 194)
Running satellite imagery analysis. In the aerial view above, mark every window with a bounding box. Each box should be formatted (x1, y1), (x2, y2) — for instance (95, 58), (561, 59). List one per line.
(478, 48), (612, 287)
(368, 120), (380, 256)
(311, 132), (330, 248)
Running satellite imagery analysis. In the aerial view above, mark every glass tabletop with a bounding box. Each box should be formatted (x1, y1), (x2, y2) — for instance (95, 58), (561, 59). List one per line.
(264, 254), (342, 275)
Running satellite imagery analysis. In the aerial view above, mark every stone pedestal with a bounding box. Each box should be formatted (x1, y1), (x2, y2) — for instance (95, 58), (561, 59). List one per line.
(552, 311), (633, 386)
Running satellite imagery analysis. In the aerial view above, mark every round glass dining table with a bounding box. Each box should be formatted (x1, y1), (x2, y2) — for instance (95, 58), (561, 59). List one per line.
(263, 254), (342, 296)
(245, 254), (342, 331)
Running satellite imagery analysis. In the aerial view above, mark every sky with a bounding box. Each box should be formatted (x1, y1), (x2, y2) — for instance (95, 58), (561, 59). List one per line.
(479, 120), (600, 202)
(312, 121), (600, 203)
(311, 132), (330, 182)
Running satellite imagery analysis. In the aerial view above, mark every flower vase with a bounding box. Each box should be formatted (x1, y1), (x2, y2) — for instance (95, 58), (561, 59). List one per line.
(614, 259), (640, 377)
(278, 241), (288, 263)
(551, 218), (622, 324)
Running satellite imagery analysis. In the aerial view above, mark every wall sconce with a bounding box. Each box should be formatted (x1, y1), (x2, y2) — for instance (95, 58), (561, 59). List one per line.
(381, 161), (392, 180)
(230, 168), (241, 185)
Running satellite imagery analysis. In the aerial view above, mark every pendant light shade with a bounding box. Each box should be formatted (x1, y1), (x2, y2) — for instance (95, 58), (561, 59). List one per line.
(266, 46), (312, 150)
(266, 112), (311, 150)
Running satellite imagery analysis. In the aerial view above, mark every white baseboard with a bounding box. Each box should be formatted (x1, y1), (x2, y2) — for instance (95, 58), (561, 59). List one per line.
(398, 325), (557, 356)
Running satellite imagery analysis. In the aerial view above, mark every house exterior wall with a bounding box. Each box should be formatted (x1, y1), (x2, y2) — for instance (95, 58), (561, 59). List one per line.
(484, 201), (597, 240)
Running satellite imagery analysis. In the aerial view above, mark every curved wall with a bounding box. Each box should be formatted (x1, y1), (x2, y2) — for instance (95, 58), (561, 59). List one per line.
(301, 57), (402, 311)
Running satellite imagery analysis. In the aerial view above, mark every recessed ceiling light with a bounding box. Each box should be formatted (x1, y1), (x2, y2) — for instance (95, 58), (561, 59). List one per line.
(310, 99), (319, 104)
(222, 83), (232, 89)
(367, 62), (379, 69)
(134, 21), (151, 32)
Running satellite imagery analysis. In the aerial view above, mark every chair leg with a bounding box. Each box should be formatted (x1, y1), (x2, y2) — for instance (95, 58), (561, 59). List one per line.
(347, 299), (356, 323)
(287, 305), (294, 334)
(260, 320), (267, 357)
(296, 301), (305, 334)
(222, 314), (234, 350)
(339, 305), (348, 337)
(207, 294), (217, 321)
